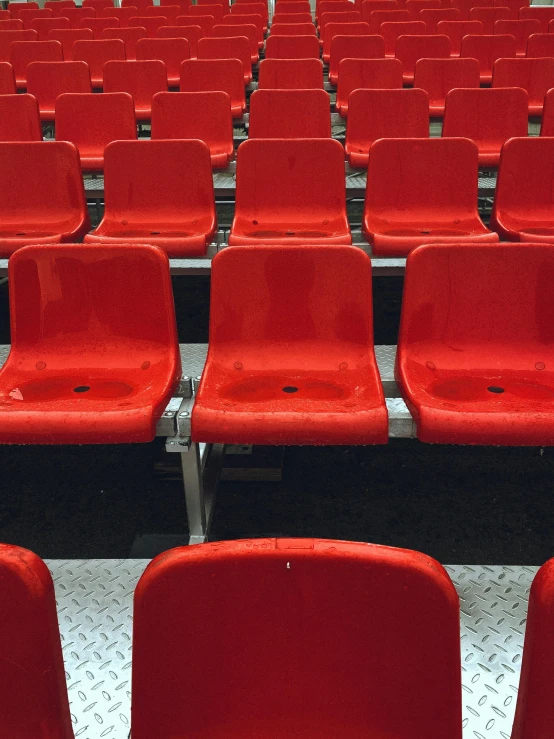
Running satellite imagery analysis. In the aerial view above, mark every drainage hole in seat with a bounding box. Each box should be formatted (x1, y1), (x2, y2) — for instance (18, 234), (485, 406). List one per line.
(282, 386), (298, 393)
(73, 386), (91, 393)
(488, 386), (504, 394)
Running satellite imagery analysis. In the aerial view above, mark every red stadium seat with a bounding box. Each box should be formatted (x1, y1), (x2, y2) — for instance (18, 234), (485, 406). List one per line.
(0, 543), (73, 737)
(45, 0), (76, 14)
(336, 57), (403, 116)
(413, 56), (479, 115)
(437, 19), (483, 55)
(0, 29), (38, 63)
(151, 90), (233, 168)
(491, 137), (554, 241)
(19, 9), (53, 29)
(7, 2), (39, 19)
(188, 3), (224, 24)
(420, 8), (460, 33)
(10, 38), (62, 88)
(72, 38), (125, 87)
(345, 87), (429, 167)
(360, 0), (401, 24)
(512, 558), (554, 739)
(199, 0), (226, 9)
(85, 139), (216, 256)
(230, 139), (350, 246)
(278, 0), (312, 12)
(460, 33), (516, 83)
(57, 7), (95, 29)
(258, 57), (324, 88)
(264, 33), (320, 58)
(0, 19), (24, 29)
(519, 5), (554, 32)
(318, 0), (354, 19)
(272, 12), (314, 22)
(323, 20), (370, 60)
(367, 8), (410, 33)
(193, 246), (387, 444)
(0, 93), (41, 140)
(0, 60), (15, 93)
(29, 16), (69, 40)
(320, 9), (361, 37)
(176, 12), (215, 36)
(180, 58), (245, 116)
(381, 20), (426, 56)
(82, 0), (114, 10)
(158, 24), (201, 57)
(405, 0), (441, 19)
(526, 32), (554, 59)
(397, 243), (554, 445)
(451, 0), (493, 21)
(78, 16), (120, 37)
(0, 243), (180, 444)
(144, 3), (182, 22)
(101, 26), (147, 60)
(103, 58), (166, 119)
(541, 88), (554, 136)
(230, 1), (267, 27)
(197, 34), (252, 84)
(271, 21), (317, 34)
(363, 138), (498, 255)
(329, 34), (385, 84)
(396, 33), (450, 83)
(55, 91), (137, 170)
(122, 0), (153, 7)
(211, 22), (258, 62)
(495, 0), (528, 12)
(249, 88), (331, 138)
(136, 36), (189, 85)
(98, 5), (138, 27)
(129, 15), (167, 36)
(0, 141), (88, 256)
(494, 18), (539, 55)
(492, 56), (554, 115)
(442, 87), (528, 166)
(26, 59), (90, 119)
(48, 28), (93, 59)
(132, 539), (460, 738)
(469, 5), (511, 33)
(222, 13), (263, 46)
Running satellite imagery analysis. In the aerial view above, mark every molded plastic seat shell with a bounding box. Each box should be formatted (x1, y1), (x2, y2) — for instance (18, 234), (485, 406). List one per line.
(78, 16), (121, 36)
(366, 8), (410, 34)
(103, 58), (167, 118)
(151, 90), (233, 168)
(0, 543), (73, 737)
(405, 0), (441, 19)
(135, 36), (189, 84)
(452, 0), (493, 21)
(0, 141), (89, 256)
(180, 57), (245, 117)
(30, 16), (69, 40)
(420, 8), (460, 33)
(48, 27), (93, 59)
(158, 23), (201, 57)
(129, 14), (167, 36)
(345, 87), (429, 167)
(58, 7), (95, 28)
(491, 136), (554, 242)
(264, 33), (321, 58)
(395, 33), (450, 84)
(381, 20), (426, 57)
(469, 5), (511, 33)
(0, 93), (41, 140)
(519, 5), (554, 32)
(336, 57), (403, 116)
(211, 22), (258, 62)
(26, 59), (91, 119)
(526, 32), (554, 59)
(492, 56), (554, 115)
(10, 37), (62, 87)
(363, 137), (498, 255)
(541, 88), (554, 136)
(73, 37), (125, 86)
(230, 139), (351, 246)
(396, 243), (554, 445)
(197, 34), (252, 84)
(413, 56), (480, 115)
(442, 86), (528, 166)
(85, 139), (216, 256)
(271, 21), (317, 34)
(98, 5), (138, 26)
(0, 28), (38, 62)
(0, 60), (15, 93)
(328, 33), (385, 85)
(494, 18), (539, 55)
(460, 33), (516, 83)
(132, 538), (461, 737)
(55, 91), (137, 171)
(249, 88), (331, 138)
(258, 57), (324, 88)
(0, 243), (180, 444)
(193, 247), (386, 444)
(436, 19), (483, 55)
(322, 20), (370, 61)
(101, 27), (147, 60)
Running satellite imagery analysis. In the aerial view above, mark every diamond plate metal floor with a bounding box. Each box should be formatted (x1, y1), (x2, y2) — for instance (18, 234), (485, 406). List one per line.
(46, 559), (537, 739)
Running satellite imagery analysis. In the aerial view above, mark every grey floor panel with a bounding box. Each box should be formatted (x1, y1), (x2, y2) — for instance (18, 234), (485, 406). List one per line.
(47, 560), (537, 739)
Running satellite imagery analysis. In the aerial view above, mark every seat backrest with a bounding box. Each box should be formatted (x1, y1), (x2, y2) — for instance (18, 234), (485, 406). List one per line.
(420, 8), (460, 33)
(526, 31), (554, 59)
(78, 16), (121, 37)
(492, 56), (554, 107)
(494, 18), (539, 54)
(460, 33), (516, 74)
(512, 558), (554, 739)
(541, 88), (554, 136)
(30, 16), (69, 40)
(0, 19), (24, 29)
(365, 137), (480, 212)
(132, 538), (462, 739)
(48, 27), (93, 59)
(103, 58), (167, 109)
(413, 56), (480, 105)
(26, 59), (91, 112)
(469, 4), (511, 33)
(395, 33), (451, 79)
(9, 38), (62, 83)
(144, 3), (182, 21)
(158, 23), (201, 56)
(405, 0), (441, 19)
(101, 26), (147, 59)
(0, 28), (38, 62)
(72, 38), (125, 84)
(230, 1), (267, 23)
(8, 2), (39, 19)
(190, 2), (225, 23)
(129, 14), (167, 35)
(83, 0), (114, 9)
(180, 57), (244, 109)
(381, 20), (426, 55)
(320, 9), (361, 36)
(0, 543), (73, 739)
(98, 5), (138, 25)
(493, 137), (554, 211)
(367, 8), (410, 33)
(270, 21), (317, 34)
(136, 36), (189, 76)
(211, 22), (258, 56)
(277, 0), (312, 12)
(272, 12), (314, 22)
(264, 32), (320, 57)
(336, 56), (403, 111)
(519, 5), (554, 32)
(197, 34), (251, 77)
(222, 11), (263, 39)
(360, 0), (399, 23)
(0, 92), (41, 139)
(19, 8), (53, 28)
(0, 59), (13, 93)
(258, 56), (323, 88)
(57, 7), (94, 29)
(451, 0), (493, 20)
(329, 33), (385, 79)
(249, 88), (331, 138)
(46, 0), (76, 15)
(436, 19), (483, 54)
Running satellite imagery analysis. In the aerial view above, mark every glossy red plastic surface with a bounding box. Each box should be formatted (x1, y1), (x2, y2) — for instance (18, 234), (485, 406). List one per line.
(395, 33), (450, 83)
(494, 18), (539, 55)
(320, 9), (361, 37)
(0, 18), (24, 29)
(194, 247), (386, 444)
(460, 32), (516, 82)
(512, 558), (554, 738)
(176, 12), (214, 36)
(135, 36), (189, 84)
(442, 87), (528, 166)
(0, 93), (41, 140)
(128, 14), (167, 36)
(367, 8), (410, 32)
(211, 22), (258, 61)
(180, 57), (245, 116)
(277, 0), (312, 11)
(48, 27), (93, 59)
(336, 57), (402, 115)
(132, 538), (461, 737)
(158, 23), (201, 57)
(413, 56), (479, 115)
(526, 31), (554, 59)
(541, 88), (554, 136)
(55, 91), (136, 170)
(30, 17), (69, 40)
(57, 7), (94, 29)
(381, 20), (425, 56)
(8, 2), (39, 19)
(0, 244), (180, 444)
(10, 38), (62, 87)
(345, 87), (429, 167)
(492, 56), (554, 114)
(86, 139), (216, 256)
(222, 12), (263, 45)
(230, 1), (267, 25)
(436, 19), (483, 55)
(328, 34), (384, 84)
(101, 26), (146, 59)
(151, 90), (233, 168)
(364, 138), (498, 255)
(360, 0), (401, 24)
(191, 2), (223, 23)
(78, 16), (120, 37)
(396, 243), (554, 445)
(46, 0), (76, 14)
(144, 3), (181, 22)
(420, 8), (460, 32)
(469, 4), (510, 32)
(321, 20), (369, 60)
(73, 38), (125, 86)
(0, 543), (73, 737)
(198, 35), (252, 83)
(230, 139), (350, 246)
(451, 0), (492, 20)
(258, 57), (323, 88)
(249, 88), (331, 138)
(519, 5), (554, 31)
(82, 0), (114, 10)
(270, 21), (317, 34)
(0, 28), (38, 62)
(491, 136), (554, 241)
(0, 141), (88, 255)
(98, 5), (138, 26)
(103, 58), (166, 118)
(405, 0), (440, 18)
(0, 59), (15, 92)
(272, 11), (314, 22)
(264, 32), (320, 57)
(20, 8), (53, 28)
(26, 60), (90, 119)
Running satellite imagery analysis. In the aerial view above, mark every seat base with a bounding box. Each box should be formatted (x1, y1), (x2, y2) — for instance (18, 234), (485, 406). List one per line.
(364, 224), (499, 256)
(85, 226), (214, 257)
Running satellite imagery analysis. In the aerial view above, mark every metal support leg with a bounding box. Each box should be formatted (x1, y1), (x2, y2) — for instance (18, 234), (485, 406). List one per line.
(180, 442), (207, 544)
